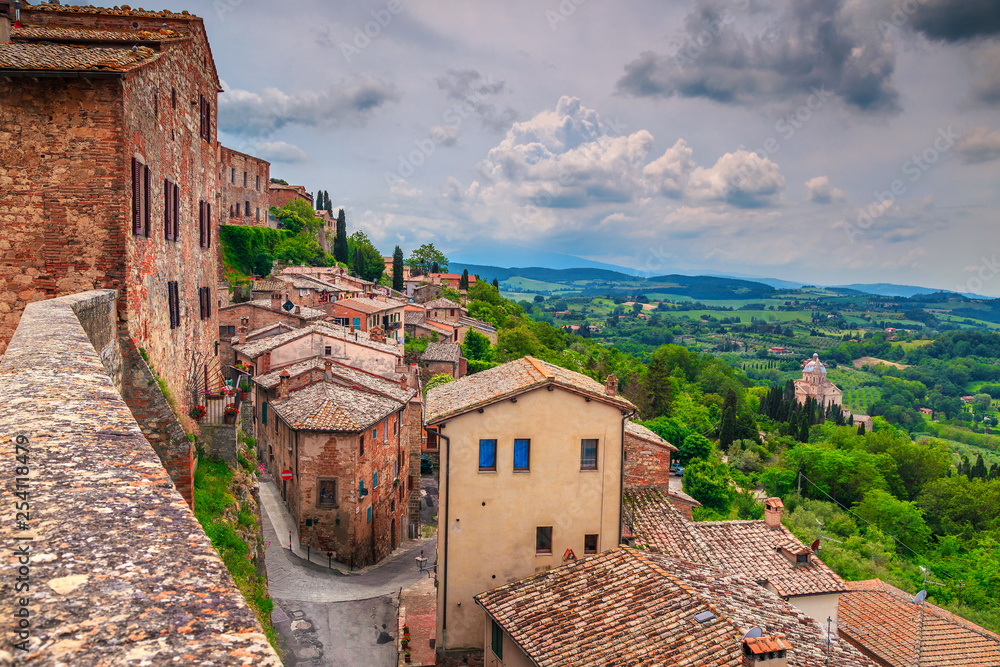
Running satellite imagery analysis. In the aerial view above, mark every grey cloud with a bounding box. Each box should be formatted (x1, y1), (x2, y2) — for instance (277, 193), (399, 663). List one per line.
(909, 0), (1000, 42)
(218, 75), (398, 135)
(616, 0), (900, 114)
(254, 141), (310, 163)
(436, 69), (519, 132)
(969, 44), (1000, 105)
(956, 126), (1000, 163)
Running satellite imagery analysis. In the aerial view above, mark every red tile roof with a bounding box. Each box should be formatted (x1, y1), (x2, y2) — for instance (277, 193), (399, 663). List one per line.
(625, 420), (678, 451)
(425, 356), (633, 424)
(624, 487), (712, 562)
(23, 2), (197, 20)
(13, 24), (188, 41)
(475, 548), (875, 667)
(839, 579), (1000, 667)
(0, 41), (158, 72)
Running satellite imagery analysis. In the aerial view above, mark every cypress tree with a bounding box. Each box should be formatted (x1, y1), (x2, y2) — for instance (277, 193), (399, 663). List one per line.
(799, 412), (811, 442)
(460, 269), (469, 290)
(720, 389), (738, 450)
(316, 190), (325, 210)
(324, 191), (333, 215)
(492, 278), (499, 289)
(334, 208), (348, 264)
(972, 453), (988, 480)
(857, 421), (866, 436)
(392, 245), (404, 293)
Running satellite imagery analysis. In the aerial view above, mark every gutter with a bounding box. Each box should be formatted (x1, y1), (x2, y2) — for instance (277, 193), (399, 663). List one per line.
(437, 428), (452, 649)
(618, 410), (633, 546)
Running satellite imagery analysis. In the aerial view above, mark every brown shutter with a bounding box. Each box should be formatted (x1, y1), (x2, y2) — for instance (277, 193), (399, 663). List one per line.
(206, 203), (212, 247)
(168, 281), (176, 329)
(199, 95), (206, 139)
(206, 286), (211, 317)
(205, 99), (212, 141)
(164, 178), (172, 240)
(199, 201), (205, 247)
(173, 282), (181, 325)
(172, 183), (180, 241)
(132, 158), (141, 234)
(199, 287), (205, 320)
(143, 165), (151, 237)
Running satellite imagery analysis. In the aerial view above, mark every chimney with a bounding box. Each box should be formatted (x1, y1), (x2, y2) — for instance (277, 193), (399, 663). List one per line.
(764, 497), (784, 530)
(399, 376), (408, 390)
(261, 352), (271, 374)
(0, 2), (12, 44)
(238, 324), (248, 345)
(294, 305), (301, 314)
(278, 368), (290, 399)
(604, 374), (618, 397)
(270, 292), (281, 310)
(324, 358), (332, 382)
(741, 634), (791, 667)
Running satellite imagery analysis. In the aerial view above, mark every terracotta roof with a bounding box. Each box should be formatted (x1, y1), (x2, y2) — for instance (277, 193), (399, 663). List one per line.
(271, 381), (404, 432)
(253, 357), (414, 403)
(335, 297), (406, 314)
(251, 279), (287, 292)
(235, 321), (399, 359)
(13, 24), (188, 42)
(625, 420), (678, 452)
(690, 519), (846, 597)
(425, 356), (633, 424)
(624, 487), (713, 563)
(404, 310), (426, 326)
(839, 579), (1000, 667)
(282, 274), (340, 291)
(421, 342), (460, 364)
(626, 489), (845, 597)
(666, 488), (702, 507)
(0, 41), (158, 72)
(424, 298), (466, 311)
(475, 548), (875, 667)
(457, 315), (496, 332)
(23, 3), (197, 19)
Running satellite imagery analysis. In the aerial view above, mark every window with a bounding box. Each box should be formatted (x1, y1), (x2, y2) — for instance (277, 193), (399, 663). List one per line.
(256, 207), (260, 222)
(584, 534), (598, 554)
(153, 85), (158, 118)
(231, 167), (235, 184)
(352, 317), (360, 329)
(359, 434), (365, 457)
(243, 171), (247, 187)
(245, 200), (250, 217)
(256, 175), (260, 190)
(491, 620), (503, 659)
(796, 554), (810, 563)
(171, 87), (177, 110)
(373, 471), (378, 489)
(261, 402), (267, 426)
(536, 526), (552, 554)
(142, 164), (151, 236)
(171, 182), (179, 241)
(581, 439), (598, 470)
(513, 439), (530, 471)
(372, 426), (378, 440)
(164, 178), (174, 240)
(198, 200), (212, 247)
(199, 94), (211, 141)
(324, 346), (332, 355)
(478, 439), (496, 471)
(287, 426), (294, 452)
(199, 286), (212, 320)
(367, 507), (372, 522)
(167, 281), (180, 329)
(317, 479), (337, 507)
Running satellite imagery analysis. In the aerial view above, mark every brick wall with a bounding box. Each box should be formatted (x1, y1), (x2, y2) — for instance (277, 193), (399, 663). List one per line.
(220, 145), (270, 227)
(268, 184), (313, 210)
(623, 433), (672, 491)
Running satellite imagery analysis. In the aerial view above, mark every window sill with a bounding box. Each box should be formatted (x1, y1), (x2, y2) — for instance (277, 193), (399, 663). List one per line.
(535, 551), (553, 557)
(513, 469), (530, 473)
(478, 469), (497, 474)
(580, 467), (599, 472)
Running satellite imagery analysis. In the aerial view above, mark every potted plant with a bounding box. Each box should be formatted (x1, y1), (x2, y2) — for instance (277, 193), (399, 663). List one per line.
(223, 403), (239, 424)
(238, 378), (251, 400)
(404, 649), (411, 663)
(189, 405), (206, 421)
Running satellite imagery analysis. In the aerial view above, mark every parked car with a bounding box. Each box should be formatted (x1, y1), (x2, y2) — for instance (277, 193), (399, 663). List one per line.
(669, 462), (684, 476)
(420, 455), (434, 475)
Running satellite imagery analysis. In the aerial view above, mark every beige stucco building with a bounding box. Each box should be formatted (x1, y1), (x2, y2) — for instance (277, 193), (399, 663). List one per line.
(425, 356), (635, 658)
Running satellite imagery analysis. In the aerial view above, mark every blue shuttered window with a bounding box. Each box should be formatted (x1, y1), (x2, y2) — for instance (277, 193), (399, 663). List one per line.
(479, 439), (497, 471)
(513, 439), (530, 471)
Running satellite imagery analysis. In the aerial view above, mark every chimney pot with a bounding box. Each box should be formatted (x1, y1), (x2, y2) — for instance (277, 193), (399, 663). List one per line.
(278, 368), (290, 399)
(605, 374), (619, 397)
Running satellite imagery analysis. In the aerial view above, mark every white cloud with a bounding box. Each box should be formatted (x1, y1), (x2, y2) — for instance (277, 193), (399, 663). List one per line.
(805, 176), (846, 203)
(254, 141), (310, 163)
(956, 126), (1000, 164)
(688, 150), (785, 208)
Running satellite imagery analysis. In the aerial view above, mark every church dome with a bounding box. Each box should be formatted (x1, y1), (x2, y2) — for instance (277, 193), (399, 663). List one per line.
(804, 353), (826, 374)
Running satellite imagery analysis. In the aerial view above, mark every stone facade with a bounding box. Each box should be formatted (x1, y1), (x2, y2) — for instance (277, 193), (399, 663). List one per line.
(220, 145), (270, 227)
(794, 353), (843, 409)
(0, 5), (224, 416)
(268, 183), (313, 209)
(624, 432), (672, 491)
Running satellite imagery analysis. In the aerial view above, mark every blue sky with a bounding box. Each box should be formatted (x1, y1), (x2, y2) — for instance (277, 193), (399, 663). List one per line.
(153, 0), (1000, 292)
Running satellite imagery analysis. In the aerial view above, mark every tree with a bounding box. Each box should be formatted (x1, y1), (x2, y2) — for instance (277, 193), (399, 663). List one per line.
(392, 246), (405, 292)
(495, 326), (540, 362)
(854, 489), (932, 553)
(347, 231), (384, 283)
(269, 177), (288, 185)
(720, 388), (738, 450)
(462, 329), (493, 362)
(334, 208), (349, 264)
(492, 278), (499, 289)
(682, 458), (736, 512)
(460, 269), (469, 290)
(678, 433), (712, 466)
(406, 243), (448, 276)
(249, 248), (273, 277)
(315, 190), (324, 211)
(424, 373), (454, 395)
(324, 190), (333, 216)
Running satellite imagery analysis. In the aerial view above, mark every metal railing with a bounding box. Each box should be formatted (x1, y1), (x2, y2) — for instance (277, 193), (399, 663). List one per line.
(198, 364), (251, 425)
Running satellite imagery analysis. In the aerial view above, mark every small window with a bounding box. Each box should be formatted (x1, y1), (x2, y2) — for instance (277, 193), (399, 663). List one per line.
(536, 526), (552, 555)
(491, 620), (503, 659)
(317, 479), (337, 507)
(262, 402), (267, 426)
(479, 439), (497, 471)
(256, 175), (260, 190)
(171, 87), (177, 110)
(373, 471), (378, 489)
(359, 434), (365, 457)
(796, 553), (809, 563)
(324, 346), (332, 355)
(243, 171), (247, 187)
(287, 427), (294, 452)
(513, 439), (530, 471)
(231, 167), (235, 184)
(372, 427), (378, 440)
(584, 534), (598, 554)
(581, 439), (598, 470)
(367, 507), (372, 522)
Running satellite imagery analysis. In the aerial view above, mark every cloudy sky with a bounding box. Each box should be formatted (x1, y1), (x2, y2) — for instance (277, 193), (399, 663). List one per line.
(169, 0), (999, 291)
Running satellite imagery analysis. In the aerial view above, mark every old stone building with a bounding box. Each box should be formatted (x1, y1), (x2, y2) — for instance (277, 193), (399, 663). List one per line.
(0, 2), (223, 416)
(268, 182), (313, 209)
(252, 358), (417, 565)
(794, 353), (843, 408)
(220, 145), (270, 226)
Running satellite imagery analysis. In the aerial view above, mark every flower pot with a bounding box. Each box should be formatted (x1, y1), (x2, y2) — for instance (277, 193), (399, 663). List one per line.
(224, 414), (236, 424)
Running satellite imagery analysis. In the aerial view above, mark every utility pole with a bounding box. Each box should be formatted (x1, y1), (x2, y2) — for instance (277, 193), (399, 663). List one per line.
(956, 580), (965, 608)
(825, 616), (832, 666)
(798, 470), (802, 496)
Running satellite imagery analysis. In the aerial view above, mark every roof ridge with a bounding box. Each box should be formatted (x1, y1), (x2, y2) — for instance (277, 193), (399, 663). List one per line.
(524, 355), (552, 378)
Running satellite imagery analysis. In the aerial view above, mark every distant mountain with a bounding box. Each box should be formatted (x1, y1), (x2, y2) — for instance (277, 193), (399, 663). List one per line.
(447, 243), (643, 276)
(711, 273), (804, 290)
(831, 283), (989, 300)
(451, 264), (636, 284)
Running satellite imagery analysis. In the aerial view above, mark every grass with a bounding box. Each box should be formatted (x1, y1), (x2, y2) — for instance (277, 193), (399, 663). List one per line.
(193, 455), (279, 651)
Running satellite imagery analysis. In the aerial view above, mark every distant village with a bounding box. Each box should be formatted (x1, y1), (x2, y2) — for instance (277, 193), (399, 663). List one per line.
(1, 2), (999, 667)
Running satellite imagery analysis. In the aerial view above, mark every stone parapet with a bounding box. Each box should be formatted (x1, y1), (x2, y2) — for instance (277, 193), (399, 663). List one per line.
(0, 290), (280, 665)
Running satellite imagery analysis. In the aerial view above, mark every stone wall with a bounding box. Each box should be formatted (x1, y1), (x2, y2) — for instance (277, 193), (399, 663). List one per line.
(200, 423), (238, 467)
(118, 332), (196, 508)
(0, 290), (279, 664)
(220, 145), (270, 227)
(623, 433), (672, 491)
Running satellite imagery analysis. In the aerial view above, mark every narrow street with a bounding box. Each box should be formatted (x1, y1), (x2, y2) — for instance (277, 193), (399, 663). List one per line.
(259, 475), (436, 666)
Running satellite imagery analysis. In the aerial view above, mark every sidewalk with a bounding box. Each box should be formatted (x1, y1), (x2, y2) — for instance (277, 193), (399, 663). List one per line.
(398, 577), (436, 667)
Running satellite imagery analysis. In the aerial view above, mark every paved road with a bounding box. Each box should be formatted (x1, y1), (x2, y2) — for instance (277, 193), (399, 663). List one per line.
(259, 477), (435, 666)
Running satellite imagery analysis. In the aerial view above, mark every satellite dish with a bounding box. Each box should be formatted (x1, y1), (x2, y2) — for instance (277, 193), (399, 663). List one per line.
(742, 627), (763, 641)
(914, 590), (927, 603)
(811, 538), (821, 552)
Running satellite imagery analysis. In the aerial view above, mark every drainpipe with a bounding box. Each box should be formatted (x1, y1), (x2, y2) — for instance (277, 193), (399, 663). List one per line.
(437, 427), (451, 649)
(618, 409), (635, 546)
